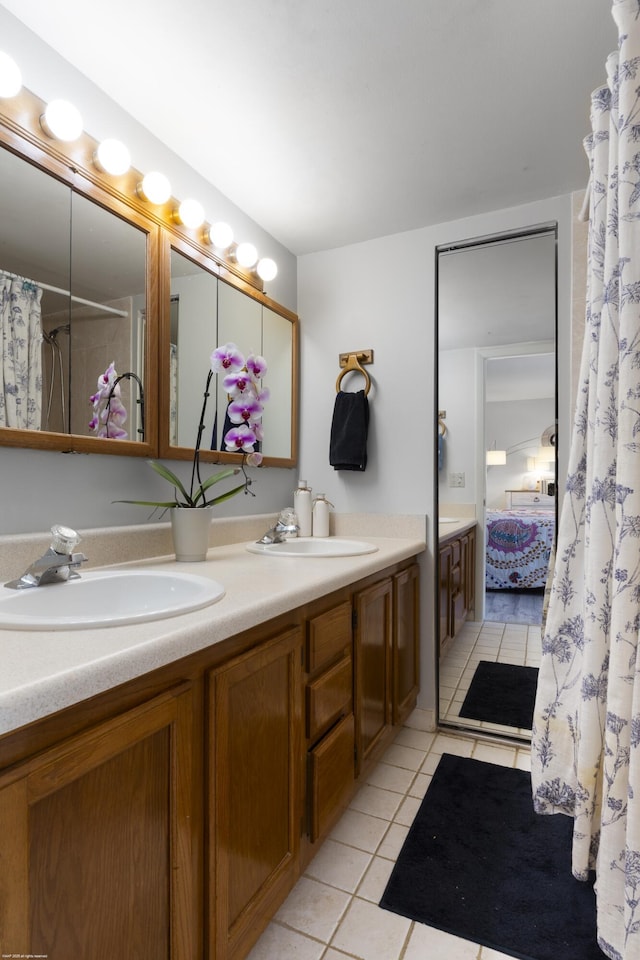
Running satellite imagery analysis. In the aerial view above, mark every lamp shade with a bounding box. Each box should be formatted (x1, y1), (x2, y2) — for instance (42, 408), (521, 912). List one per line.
(206, 221), (234, 249)
(0, 52), (22, 98)
(138, 171), (171, 205)
(41, 100), (83, 141)
(486, 450), (507, 466)
(537, 445), (555, 462)
(235, 242), (258, 268)
(95, 139), (131, 175)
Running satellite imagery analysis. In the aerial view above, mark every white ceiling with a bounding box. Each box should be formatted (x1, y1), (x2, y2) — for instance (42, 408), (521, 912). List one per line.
(0, 0), (616, 256)
(438, 231), (556, 402)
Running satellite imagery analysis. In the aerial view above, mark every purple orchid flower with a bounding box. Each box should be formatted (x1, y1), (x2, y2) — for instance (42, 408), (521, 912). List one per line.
(228, 394), (263, 425)
(224, 424), (257, 453)
(89, 361), (128, 440)
(210, 342), (245, 375)
(222, 370), (257, 397)
(246, 353), (267, 379)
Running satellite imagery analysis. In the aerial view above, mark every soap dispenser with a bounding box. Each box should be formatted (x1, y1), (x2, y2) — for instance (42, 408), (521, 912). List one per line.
(294, 480), (312, 537)
(312, 494), (332, 538)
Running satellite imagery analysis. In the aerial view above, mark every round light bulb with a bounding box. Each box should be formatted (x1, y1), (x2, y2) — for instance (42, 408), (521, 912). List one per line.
(257, 257), (278, 282)
(41, 99), (83, 141)
(177, 197), (205, 229)
(0, 52), (22, 98)
(207, 221), (234, 249)
(94, 138), (131, 176)
(235, 242), (258, 268)
(139, 171), (171, 205)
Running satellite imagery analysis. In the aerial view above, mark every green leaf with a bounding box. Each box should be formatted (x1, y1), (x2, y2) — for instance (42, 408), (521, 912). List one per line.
(201, 482), (248, 506)
(145, 459), (192, 505)
(113, 498), (180, 508)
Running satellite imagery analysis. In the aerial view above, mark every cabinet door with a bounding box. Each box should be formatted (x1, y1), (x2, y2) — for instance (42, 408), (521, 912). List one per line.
(354, 578), (392, 774)
(210, 626), (303, 960)
(0, 684), (197, 960)
(439, 543), (453, 654)
(392, 564), (420, 725)
(308, 712), (355, 842)
(465, 526), (476, 614)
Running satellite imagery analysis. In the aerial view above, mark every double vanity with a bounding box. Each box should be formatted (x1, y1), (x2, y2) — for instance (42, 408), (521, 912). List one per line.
(0, 515), (425, 960)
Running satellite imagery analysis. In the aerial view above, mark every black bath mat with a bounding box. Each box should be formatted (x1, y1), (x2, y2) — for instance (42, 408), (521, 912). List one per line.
(380, 754), (605, 960)
(459, 660), (538, 729)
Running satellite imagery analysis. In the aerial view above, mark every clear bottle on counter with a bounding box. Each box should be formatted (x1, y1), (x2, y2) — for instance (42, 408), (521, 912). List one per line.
(312, 494), (333, 538)
(294, 480), (312, 537)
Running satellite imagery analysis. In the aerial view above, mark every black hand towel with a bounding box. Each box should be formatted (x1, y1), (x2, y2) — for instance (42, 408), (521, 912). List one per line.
(330, 389), (369, 471)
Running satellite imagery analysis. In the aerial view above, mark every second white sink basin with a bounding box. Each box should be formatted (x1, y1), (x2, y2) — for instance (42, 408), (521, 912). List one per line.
(0, 569), (225, 630)
(247, 537), (378, 558)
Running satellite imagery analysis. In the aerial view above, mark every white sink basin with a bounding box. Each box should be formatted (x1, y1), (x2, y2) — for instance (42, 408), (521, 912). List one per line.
(0, 569), (225, 630)
(246, 537), (378, 558)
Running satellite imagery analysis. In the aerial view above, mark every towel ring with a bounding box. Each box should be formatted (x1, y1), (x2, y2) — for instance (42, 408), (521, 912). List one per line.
(336, 354), (371, 396)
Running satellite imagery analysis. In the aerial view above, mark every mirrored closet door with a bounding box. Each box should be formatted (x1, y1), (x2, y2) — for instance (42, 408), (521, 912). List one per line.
(436, 226), (558, 741)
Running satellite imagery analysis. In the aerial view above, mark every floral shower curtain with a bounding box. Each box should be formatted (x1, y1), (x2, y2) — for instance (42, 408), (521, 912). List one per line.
(531, 3), (640, 958)
(0, 271), (43, 429)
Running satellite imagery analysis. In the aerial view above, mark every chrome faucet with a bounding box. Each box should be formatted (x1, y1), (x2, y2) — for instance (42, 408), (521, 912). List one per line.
(256, 519), (299, 545)
(5, 525), (88, 590)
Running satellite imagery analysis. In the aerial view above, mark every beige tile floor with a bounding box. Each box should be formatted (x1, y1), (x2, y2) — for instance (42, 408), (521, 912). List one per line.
(246, 709), (532, 960)
(439, 618), (541, 737)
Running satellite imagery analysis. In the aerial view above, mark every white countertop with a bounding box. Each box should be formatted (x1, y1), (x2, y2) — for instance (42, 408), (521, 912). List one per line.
(0, 534), (425, 738)
(438, 518), (476, 541)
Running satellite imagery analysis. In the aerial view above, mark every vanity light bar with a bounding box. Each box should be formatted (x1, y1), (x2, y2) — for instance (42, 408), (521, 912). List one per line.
(0, 49), (277, 285)
(0, 52), (21, 98)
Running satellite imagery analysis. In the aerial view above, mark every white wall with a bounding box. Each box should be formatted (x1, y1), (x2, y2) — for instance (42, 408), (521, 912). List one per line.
(438, 348), (478, 507)
(297, 193), (573, 715)
(485, 397), (556, 508)
(0, 8), (298, 535)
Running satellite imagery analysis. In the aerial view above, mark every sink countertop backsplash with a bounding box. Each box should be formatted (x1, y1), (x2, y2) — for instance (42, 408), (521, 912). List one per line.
(0, 512), (428, 584)
(0, 513), (428, 737)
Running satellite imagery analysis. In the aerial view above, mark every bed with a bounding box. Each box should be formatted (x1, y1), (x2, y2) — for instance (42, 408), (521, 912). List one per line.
(485, 509), (555, 590)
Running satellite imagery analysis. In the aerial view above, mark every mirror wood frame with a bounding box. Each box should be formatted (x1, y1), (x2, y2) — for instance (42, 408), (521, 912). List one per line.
(0, 85), (299, 467)
(159, 231), (299, 468)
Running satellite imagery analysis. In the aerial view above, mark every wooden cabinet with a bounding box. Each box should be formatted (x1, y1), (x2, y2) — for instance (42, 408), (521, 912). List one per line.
(354, 577), (393, 774)
(439, 525), (476, 655)
(439, 542), (453, 650)
(209, 626), (303, 960)
(392, 564), (420, 725)
(304, 600), (354, 845)
(0, 684), (197, 960)
(0, 554), (421, 960)
(353, 565), (420, 774)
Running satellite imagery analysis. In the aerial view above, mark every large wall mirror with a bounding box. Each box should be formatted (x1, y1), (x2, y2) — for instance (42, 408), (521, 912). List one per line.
(162, 241), (297, 466)
(0, 87), (298, 466)
(436, 225), (557, 742)
(0, 137), (154, 455)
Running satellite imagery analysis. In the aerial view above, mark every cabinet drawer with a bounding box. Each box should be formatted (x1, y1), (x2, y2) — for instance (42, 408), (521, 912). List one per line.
(308, 713), (355, 842)
(307, 601), (352, 673)
(306, 655), (353, 743)
(508, 491), (554, 509)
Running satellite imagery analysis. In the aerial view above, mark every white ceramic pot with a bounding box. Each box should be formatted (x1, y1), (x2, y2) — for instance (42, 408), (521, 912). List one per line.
(170, 507), (214, 562)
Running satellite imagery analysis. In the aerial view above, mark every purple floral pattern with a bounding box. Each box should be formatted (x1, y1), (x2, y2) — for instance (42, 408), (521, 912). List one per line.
(531, 6), (640, 957)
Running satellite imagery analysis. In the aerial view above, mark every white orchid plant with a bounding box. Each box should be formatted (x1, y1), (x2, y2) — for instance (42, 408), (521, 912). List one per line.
(117, 342), (268, 510)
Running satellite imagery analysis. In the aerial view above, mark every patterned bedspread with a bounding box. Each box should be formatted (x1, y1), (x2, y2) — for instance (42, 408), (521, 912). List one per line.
(486, 509), (555, 590)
